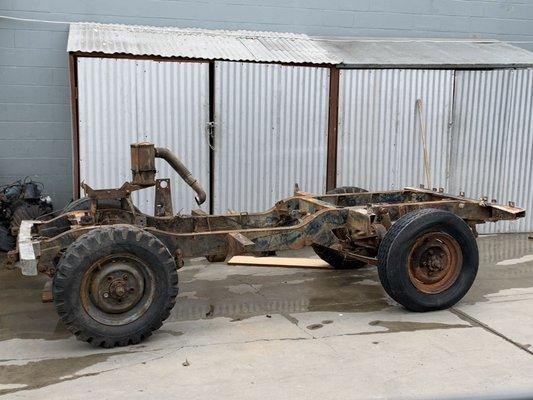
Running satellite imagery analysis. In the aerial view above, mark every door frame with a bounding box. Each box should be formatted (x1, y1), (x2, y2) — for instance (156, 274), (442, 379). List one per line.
(68, 52), (211, 204)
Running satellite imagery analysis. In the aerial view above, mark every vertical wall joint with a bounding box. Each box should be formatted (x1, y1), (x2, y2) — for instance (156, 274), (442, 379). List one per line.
(208, 61), (216, 214)
(68, 53), (81, 200)
(326, 67), (340, 191)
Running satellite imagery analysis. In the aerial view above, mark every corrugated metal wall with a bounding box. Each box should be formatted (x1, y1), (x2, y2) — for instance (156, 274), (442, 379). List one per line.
(337, 69), (454, 191)
(213, 61), (329, 213)
(337, 67), (532, 233)
(450, 69), (533, 233)
(77, 57), (210, 214)
(78, 58), (138, 191)
(77, 58), (531, 232)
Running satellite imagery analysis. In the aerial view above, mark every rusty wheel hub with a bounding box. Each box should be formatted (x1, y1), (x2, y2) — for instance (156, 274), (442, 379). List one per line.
(408, 232), (462, 294)
(81, 254), (155, 325)
(91, 263), (144, 314)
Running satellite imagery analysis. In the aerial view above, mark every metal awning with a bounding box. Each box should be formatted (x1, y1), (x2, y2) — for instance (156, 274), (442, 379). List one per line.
(68, 22), (533, 68)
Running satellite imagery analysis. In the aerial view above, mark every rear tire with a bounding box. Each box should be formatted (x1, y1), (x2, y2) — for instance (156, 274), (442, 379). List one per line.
(326, 186), (368, 195)
(205, 254), (226, 263)
(312, 244), (367, 269)
(53, 225), (178, 347)
(377, 209), (478, 311)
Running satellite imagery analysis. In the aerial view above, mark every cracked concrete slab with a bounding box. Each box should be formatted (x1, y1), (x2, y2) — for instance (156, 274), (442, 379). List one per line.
(1, 234), (533, 399)
(456, 287), (533, 352)
(4, 327), (533, 400)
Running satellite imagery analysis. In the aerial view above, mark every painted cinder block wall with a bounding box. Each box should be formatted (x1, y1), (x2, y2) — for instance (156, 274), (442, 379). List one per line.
(1, 0), (533, 207)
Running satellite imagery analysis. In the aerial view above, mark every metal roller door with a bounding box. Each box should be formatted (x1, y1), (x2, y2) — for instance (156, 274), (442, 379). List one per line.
(214, 61), (330, 213)
(77, 57), (210, 214)
(336, 69), (454, 192)
(450, 69), (533, 233)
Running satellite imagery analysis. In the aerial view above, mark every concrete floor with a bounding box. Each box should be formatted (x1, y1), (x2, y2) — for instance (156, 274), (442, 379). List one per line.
(1, 234), (533, 399)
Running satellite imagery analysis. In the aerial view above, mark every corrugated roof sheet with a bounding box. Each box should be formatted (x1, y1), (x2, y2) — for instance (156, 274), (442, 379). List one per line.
(324, 38), (533, 68)
(67, 22), (533, 68)
(67, 22), (340, 65)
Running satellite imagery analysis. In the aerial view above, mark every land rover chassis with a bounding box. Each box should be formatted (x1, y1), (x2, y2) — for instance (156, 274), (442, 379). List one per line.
(7, 142), (525, 348)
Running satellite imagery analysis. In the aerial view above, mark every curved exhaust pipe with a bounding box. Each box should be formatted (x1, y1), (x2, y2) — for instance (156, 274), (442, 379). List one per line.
(154, 147), (207, 206)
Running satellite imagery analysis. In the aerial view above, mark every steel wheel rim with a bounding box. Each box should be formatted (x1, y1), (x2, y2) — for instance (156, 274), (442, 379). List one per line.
(81, 253), (156, 326)
(407, 232), (462, 294)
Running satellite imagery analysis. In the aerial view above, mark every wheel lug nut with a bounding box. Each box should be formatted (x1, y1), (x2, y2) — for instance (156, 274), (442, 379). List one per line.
(103, 292), (109, 298)
(122, 274), (128, 280)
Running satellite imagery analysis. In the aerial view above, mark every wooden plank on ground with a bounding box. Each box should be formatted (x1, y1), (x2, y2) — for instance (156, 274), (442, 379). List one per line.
(227, 256), (332, 269)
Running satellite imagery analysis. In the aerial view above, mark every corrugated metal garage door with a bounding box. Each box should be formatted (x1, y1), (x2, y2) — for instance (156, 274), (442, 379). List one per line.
(336, 69), (454, 191)
(337, 68), (532, 233)
(214, 61), (329, 213)
(77, 58), (210, 214)
(450, 69), (533, 233)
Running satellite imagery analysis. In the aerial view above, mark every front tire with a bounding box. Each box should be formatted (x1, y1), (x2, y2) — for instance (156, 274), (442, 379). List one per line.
(377, 209), (478, 311)
(53, 226), (178, 347)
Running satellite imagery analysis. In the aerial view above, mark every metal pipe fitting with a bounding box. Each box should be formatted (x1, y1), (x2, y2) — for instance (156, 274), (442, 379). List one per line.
(154, 147), (207, 205)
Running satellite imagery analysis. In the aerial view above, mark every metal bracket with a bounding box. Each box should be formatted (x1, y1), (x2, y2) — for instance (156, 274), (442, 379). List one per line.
(134, 214), (147, 227)
(154, 178), (173, 217)
(82, 181), (144, 200)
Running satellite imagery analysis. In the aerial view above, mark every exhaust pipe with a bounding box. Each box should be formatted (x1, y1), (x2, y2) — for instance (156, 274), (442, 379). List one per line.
(154, 147), (207, 206)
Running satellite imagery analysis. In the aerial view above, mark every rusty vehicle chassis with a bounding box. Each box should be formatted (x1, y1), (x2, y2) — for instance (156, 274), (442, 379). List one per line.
(28, 186), (522, 277)
(10, 141), (526, 349)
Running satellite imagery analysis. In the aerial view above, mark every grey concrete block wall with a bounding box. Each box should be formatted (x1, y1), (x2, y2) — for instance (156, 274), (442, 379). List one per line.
(1, 0), (533, 207)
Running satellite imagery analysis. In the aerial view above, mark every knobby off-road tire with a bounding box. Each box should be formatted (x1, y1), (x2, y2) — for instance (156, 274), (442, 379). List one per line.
(53, 225), (178, 348)
(311, 244), (367, 269)
(378, 209), (478, 312)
